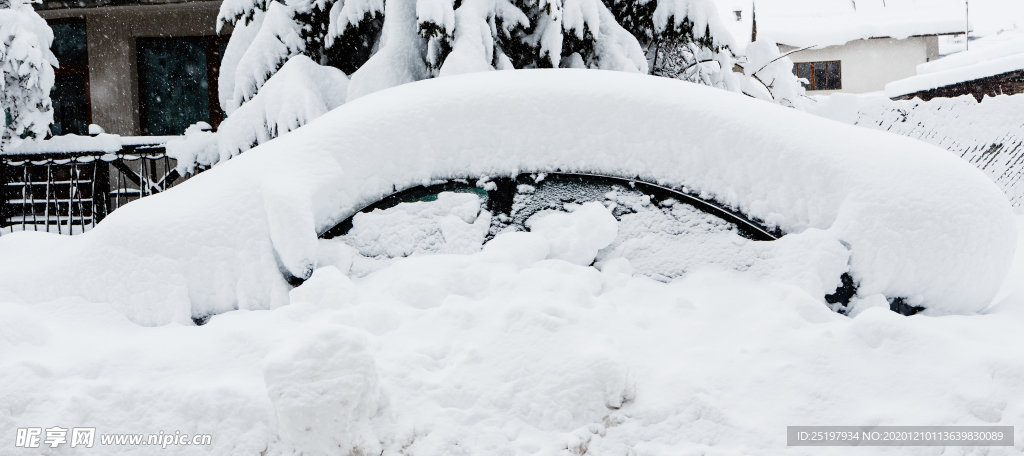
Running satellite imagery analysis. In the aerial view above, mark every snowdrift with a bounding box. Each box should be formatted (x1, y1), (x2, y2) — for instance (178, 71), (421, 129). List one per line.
(0, 69), (1015, 323)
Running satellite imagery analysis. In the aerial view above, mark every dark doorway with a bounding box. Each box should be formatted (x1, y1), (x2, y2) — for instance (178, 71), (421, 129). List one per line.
(48, 18), (90, 136)
(137, 38), (211, 136)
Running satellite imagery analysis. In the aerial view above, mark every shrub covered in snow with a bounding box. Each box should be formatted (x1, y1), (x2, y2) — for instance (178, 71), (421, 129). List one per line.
(0, 0), (55, 151)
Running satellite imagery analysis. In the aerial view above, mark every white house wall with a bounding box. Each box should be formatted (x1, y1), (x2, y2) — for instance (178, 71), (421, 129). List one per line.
(782, 36), (940, 95)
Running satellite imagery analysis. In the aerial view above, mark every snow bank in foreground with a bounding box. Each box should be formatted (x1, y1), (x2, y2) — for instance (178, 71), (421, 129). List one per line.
(0, 70), (1015, 324)
(2, 215), (1024, 455)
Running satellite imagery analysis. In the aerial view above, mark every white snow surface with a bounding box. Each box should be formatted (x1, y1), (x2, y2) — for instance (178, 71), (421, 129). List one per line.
(1, 70), (1024, 455)
(2, 133), (178, 155)
(2, 213), (1024, 454)
(0, 70), (1015, 327)
(3, 133), (122, 154)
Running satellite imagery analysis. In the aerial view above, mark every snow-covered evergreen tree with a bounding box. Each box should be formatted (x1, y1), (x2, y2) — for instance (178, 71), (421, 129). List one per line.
(0, 0), (55, 151)
(201, 0), (652, 159)
(188, 0), (794, 170)
(606, 0), (737, 90)
(217, 0), (659, 110)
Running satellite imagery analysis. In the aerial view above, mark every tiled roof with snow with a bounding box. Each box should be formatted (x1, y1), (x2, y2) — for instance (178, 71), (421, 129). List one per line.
(886, 30), (1024, 97)
(716, 0), (968, 52)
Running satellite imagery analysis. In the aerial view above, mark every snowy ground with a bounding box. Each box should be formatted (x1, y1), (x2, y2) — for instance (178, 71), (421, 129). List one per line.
(2, 204), (1023, 455)
(1, 71), (1021, 455)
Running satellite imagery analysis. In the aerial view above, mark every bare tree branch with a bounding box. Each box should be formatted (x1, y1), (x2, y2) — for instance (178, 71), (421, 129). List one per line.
(752, 45), (815, 76)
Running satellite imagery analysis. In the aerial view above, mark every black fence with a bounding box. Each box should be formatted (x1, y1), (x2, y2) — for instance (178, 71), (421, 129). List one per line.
(0, 144), (193, 235)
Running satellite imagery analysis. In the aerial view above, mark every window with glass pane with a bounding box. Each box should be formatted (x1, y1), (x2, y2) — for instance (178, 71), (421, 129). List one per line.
(796, 63), (811, 90)
(49, 20), (89, 136)
(791, 60), (841, 91)
(138, 38), (210, 136)
(826, 61), (842, 90)
(813, 63), (827, 90)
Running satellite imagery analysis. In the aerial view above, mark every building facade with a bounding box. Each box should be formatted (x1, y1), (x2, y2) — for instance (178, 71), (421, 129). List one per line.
(783, 36), (940, 95)
(36, 0), (227, 137)
(717, 0), (965, 95)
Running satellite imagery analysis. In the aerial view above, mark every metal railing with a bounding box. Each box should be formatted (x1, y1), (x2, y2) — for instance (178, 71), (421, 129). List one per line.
(0, 143), (194, 235)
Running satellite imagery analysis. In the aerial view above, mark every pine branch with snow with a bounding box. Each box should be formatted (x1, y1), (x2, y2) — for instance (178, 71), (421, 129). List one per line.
(607, 0), (737, 91)
(224, 2), (307, 112)
(0, 0), (55, 151)
(325, 0), (385, 73)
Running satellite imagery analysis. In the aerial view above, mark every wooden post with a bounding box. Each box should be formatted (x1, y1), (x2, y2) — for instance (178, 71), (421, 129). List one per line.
(92, 157), (110, 224)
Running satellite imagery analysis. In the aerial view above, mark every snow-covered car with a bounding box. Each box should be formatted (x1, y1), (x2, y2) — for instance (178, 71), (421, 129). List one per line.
(0, 70), (1015, 326)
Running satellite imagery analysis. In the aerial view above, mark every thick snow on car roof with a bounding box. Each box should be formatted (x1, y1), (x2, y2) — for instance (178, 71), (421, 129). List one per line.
(0, 69), (1015, 324)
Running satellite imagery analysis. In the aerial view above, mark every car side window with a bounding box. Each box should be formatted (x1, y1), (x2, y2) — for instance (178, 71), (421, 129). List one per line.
(335, 186), (491, 259)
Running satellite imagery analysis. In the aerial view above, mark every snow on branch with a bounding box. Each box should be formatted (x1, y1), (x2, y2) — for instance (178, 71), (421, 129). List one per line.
(440, 0), (522, 75)
(327, 0), (385, 46)
(416, 0), (456, 70)
(345, 0), (431, 100)
(230, 2), (307, 111)
(739, 40), (806, 110)
(218, 0), (270, 30)
(651, 0), (733, 49)
(219, 7), (266, 116)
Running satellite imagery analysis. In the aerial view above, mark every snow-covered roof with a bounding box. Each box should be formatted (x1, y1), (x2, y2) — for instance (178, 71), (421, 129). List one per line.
(886, 30), (1024, 97)
(717, 0), (969, 52)
(0, 70), (1014, 325)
